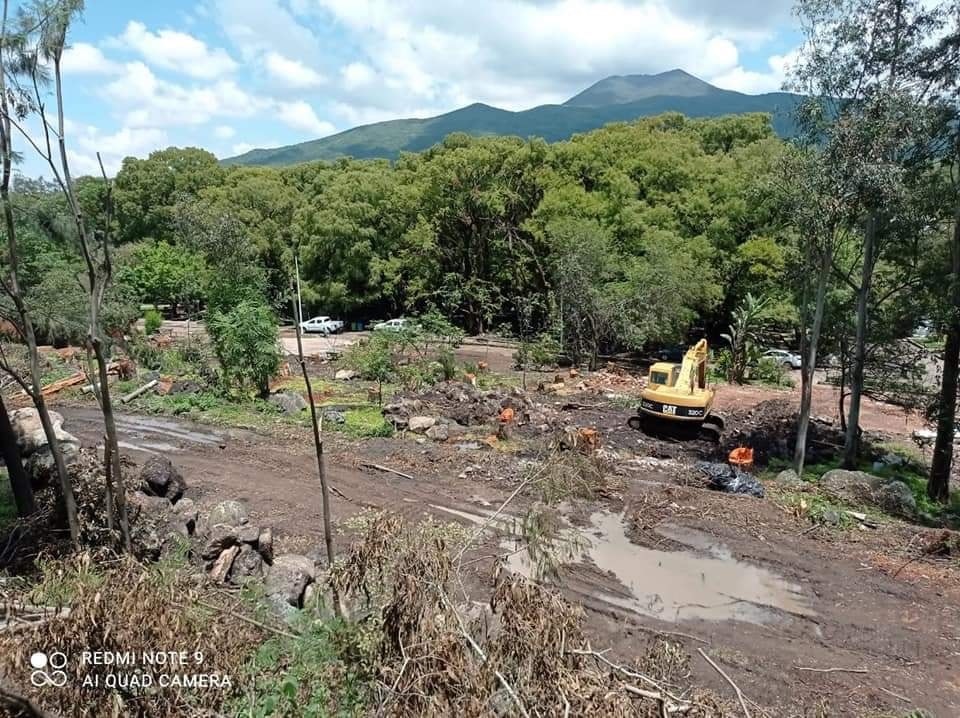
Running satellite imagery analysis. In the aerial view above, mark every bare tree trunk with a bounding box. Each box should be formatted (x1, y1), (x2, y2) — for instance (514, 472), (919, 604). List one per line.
(92, 340), (130, 549)
(794, 249), (831, 475)
(929, 209), (960, 502)
(291, 286), (341, 616)
(0, 393), (33, 517)
(843, 214), (877, 468)
(0, 3), (78, 541)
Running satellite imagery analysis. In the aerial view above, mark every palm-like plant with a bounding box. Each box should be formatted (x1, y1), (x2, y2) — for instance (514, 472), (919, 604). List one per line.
(721, 293), (770, 384)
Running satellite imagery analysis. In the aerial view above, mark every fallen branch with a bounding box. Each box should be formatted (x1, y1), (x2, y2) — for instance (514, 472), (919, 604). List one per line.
(878, 686), (910, 702)
(698, 648), (751, 718)
(120, 379), (159, 404)
(796, 665), (868, 674)
(572, 648), (692, 713)
(358, 461), (414, 480)
(188, 598), (300, 640)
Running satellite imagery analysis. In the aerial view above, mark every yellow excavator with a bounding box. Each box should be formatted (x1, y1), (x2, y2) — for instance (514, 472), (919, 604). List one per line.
(627, 339), (724, 441)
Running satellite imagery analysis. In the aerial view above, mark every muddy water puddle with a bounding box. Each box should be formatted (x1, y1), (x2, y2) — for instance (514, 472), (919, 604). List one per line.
(112, 415), (223, 453)
(429, 503), (813, 625)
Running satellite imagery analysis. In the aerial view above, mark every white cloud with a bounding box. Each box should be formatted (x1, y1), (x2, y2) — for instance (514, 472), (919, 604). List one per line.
(103, 62), (268, 127)
(710, 49), (797, 94)
(62, 42), (120, 74)
(118, 21), (237, 79)
(276, 100), (335, 135)
(66, 123), (169, 175)
(340, 62), (375, 90)
(264, 52), (326, 89)
(305, 0), (752, 123)
(216, 0), (322, 64)
(214, 125), (236, 139)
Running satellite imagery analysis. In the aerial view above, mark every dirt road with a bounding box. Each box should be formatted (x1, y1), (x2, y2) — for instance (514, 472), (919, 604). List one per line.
(58, 405), (960, 716)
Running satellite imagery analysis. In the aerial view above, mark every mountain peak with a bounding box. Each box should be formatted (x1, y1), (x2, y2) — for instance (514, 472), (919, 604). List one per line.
(563, 70), (722, 107)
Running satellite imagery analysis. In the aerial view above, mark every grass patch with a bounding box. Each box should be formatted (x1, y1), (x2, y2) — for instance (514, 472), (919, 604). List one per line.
(333, 407), (394, 439)
(233, 615), (373, 717)
(137, 390), (306, 431)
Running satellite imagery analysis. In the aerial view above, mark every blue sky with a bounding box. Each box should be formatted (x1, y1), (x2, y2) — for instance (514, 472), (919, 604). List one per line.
(18, 0), (802, 176)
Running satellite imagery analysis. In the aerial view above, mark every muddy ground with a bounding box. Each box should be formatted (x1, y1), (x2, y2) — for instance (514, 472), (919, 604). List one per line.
(55, 372), (959, 718)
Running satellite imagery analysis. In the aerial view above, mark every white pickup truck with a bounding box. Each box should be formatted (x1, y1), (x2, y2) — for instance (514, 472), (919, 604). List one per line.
(299, 316), (344, 335)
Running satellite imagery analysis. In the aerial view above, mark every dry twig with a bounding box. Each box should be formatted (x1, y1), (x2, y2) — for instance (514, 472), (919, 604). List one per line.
(698, 648), (752, 718)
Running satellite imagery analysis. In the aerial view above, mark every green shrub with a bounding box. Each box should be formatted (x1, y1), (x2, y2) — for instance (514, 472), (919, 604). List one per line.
(206, 300), (282, 398)
(143, 308), (163, 335)
(437, 347), (458, 381)
(338, 407), (394, 438)
(752, 356), (793, 387)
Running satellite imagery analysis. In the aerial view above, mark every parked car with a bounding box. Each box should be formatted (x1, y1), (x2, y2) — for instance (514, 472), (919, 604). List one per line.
(299, 316), (344, 335)
(373, 318), (413, 332)
(762, 348), (802, 370)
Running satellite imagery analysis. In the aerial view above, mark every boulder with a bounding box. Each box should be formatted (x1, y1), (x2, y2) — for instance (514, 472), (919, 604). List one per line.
(139, 456), (187, 503)
(322, 409), (346, 425)
(173, 498), (198, 536)
(168, 379), (202, 395)
(382, 399), (422, 429)
(9, 408), (78, 456)
(408, 416), (437, 433)
(258, 528), (274, 563)
(201, 524), (240, 560)
(774, 469), (803, 488)
(335, 369), (359, 381)
(265, 554), (316, 609)
(228, 544), (265, 584)
(237, 524), (261, 544)
(426, 424), (449, 442)
(24, 443), (80, 487)
(210, 545), (240, 583)
(269, 391), (307, 415)
(128, 490), (174, 515)
(820, 469), (916, 517)
(207, 500), (249, 528)
(127, 491), (195, 559)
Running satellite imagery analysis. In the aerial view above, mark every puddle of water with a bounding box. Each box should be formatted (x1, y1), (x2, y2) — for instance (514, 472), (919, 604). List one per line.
(572, 513), (814, 624)
(427, 503), (812, 625)
(117, 440), (180, 455)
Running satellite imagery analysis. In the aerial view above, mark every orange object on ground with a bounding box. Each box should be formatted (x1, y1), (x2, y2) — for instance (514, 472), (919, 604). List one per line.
(728, 446), (754, 470)
(578, 427), (601, 451)
(499, 406), (515, 424)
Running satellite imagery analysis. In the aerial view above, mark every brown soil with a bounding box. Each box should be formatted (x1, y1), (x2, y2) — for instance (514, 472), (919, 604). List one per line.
(56, 380), (960, 717)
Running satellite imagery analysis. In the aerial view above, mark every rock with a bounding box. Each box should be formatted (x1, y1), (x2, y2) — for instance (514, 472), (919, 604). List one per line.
(207, 500), (249, 528)
(335, 369), (359, 381)
(237, 524), (261, 544)
(173, 498), (198, 536)
(9, 408), (78, 456)
(258, 528), (274, 563)
(265, 554), (316, 609)
(24, 442), (80, 486)
(168, 379), (202, 395)
(876, 481), (917, 518)
(128, 488), (170, 509)
(426, 424), (449, 442)
(382, 399), (422, 428)
(139, 456), (187, 503)
(408, 416), (437, 433)
(774, 469), (803, 488)
(323, 409), (346, 425)
(820, 469), (917, 517)
(201, 524), (240, 560)
(228, 544), (264, 584)
(821, 509), (842, 526)
(302, 582), (318, 608)
(210, 545), (240, 583)
(269, 391), (307, 415)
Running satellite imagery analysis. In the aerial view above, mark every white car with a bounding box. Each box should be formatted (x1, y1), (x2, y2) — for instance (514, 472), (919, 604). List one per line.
(762, 348), (802, 370)
(373, 318), (412, 332)
(299, 316), (344, 335)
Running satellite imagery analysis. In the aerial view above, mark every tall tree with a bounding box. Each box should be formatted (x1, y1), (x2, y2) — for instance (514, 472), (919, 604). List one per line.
(791, 0), (942, 468)
(0, 0), (78, 540)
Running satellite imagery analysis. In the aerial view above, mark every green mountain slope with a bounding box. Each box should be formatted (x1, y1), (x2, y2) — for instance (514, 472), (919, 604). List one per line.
(224, 71), (800, 167)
